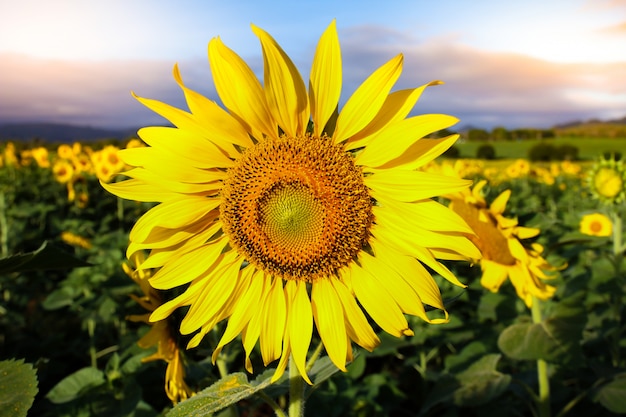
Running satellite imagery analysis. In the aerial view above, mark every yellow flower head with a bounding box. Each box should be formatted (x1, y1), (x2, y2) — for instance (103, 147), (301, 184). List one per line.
(579, 213), (612, 237)
(124, 252), (194, 404)
(448, 180), (558, 307)
(3, 142), (18, 166)
(103, 21), (479, 383)
(57, 144), (74, 160)
(588, 155), (626, 204)
(31, 147), (51, 168)
(52, 159), (75, 184)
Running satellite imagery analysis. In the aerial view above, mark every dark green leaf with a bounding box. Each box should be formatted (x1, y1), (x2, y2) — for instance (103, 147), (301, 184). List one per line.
(42, 287), (76, 310)
(593, 374), (626, 414)
(46, 367), (105, 404)
(0, 359), (39, 417)
(0, 241), (91, 274)
(453, 354), (511, 407)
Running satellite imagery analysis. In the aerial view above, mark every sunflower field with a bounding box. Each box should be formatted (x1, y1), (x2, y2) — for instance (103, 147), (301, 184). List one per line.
(1, 137), (625, 417)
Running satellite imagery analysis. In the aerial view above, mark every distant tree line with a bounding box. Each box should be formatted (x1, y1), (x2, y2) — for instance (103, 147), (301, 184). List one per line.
(462, 127), (556, 142)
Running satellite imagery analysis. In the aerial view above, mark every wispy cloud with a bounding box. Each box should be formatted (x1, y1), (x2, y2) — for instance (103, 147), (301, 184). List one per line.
(1, 25), (624, 131)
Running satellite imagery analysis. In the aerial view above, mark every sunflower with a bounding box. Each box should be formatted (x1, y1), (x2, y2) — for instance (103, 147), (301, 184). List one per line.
(579, 213), (612, 237)
(52, 159), (75, 184)
(447, 180), (558, 307)
(104, 21), (479, 383)
(588, 155), (626, 205)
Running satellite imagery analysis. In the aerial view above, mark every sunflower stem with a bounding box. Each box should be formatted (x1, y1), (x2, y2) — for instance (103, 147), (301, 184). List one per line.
(531, 296), (551, 417)
(0, 191), (8, 258)
(610, 209), (623, 366)
(289, 355), (305, 417)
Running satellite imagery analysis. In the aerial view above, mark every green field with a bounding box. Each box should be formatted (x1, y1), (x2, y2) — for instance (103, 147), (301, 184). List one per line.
(454, 137), (626, 160)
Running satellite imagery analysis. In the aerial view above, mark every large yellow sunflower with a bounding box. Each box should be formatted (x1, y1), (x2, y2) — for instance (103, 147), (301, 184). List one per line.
(447, 180), (558, 307)
(103, 21), (480, 383)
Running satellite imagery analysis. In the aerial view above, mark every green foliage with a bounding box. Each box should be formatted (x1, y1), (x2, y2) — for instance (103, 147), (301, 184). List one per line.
(2, 148), (626, 416)
(528, 142), (556, 161)
(476, 144), (496, 160)
(0, 359), (39, 417)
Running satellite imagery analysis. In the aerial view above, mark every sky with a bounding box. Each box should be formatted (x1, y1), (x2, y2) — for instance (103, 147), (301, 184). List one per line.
(0, 0), (625, 131)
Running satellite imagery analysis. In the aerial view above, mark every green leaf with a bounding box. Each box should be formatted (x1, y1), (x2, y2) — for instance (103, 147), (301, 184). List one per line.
(0, 359), (39, 417)
(42, 287), (76, 310)
(593, 374), (626, 414)
(46, 367), (105, 404)
(498, 296), (585, 363)
(453, 354), (511, 407)
(0, 240), (91, 274)
(167, 371), (274, 416)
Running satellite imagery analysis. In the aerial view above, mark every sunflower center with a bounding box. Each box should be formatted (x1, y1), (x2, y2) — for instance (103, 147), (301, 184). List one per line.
(589, 221), (602, 234)
(220, 135), (373, 281)
(259, 182), (324, 252)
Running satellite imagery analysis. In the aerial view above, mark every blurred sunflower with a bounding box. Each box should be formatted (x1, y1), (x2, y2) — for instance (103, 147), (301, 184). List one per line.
(588, 155), (626, 205)
(124, 252), (194, 404)
(52, 159), (75, 184)
(579, 213), (612, 237)
(103, 21), (479, 383)
(447, 180), (558, 307)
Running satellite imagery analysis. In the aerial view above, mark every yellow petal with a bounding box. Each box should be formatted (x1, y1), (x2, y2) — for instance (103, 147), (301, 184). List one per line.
(376, 197), (475, 235)
(331, 275), (380, 351)
(480, 260), (510, 292)
(179, 252), (242, 334)
(333, 54), (403, 143)
(137, 126), (233, 169)
(311, 278), (348, 371)
(148, 237), (228, 289)
(359, 251), (439, 323)
(260, 277), (286, 365)
(132, 92), (237, 157)
(376, 134), (460, 170)
(289, 280), (313, 384)
(370, 239), (446, 312)
(123, 168), (223, 195)
(212, 267), (261, 362)
(242, 273), (272, 373)
(490, 190), (511, 215)
(373, 206), (481, 260)
(373, 229), (466, 288)
(130, 197), (220, 243)
(356, 114), (458, 167)
(310, 20), (342, 137)
(251, 24), (309, 137)
(345, 81), (443, 150)
(516, 226), (540, 240)
(133, 221), (221, 268)
(350, 263), (412, 337)
(208, 37), (277, 140)
(119, 147), (227, 184)
(172, 64), (253, 149)
(365, 169), (472, 202)
(101, 179), (176, 203)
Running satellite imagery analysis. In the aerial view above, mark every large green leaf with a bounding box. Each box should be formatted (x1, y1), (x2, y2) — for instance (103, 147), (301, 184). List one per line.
(498, 295), (585, 363)
(0, 240), (91, 274)
(167, 371), (275, 416)
(46, 367), (105, 404)
(593, 374), (626, 414)
(0, 359), (39, 417)
(453, 354), (511, 407)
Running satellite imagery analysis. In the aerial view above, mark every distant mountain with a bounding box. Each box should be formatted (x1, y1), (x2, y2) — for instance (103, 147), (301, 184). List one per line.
(553, 115), (626, 129)
(0, 122), (139, 142)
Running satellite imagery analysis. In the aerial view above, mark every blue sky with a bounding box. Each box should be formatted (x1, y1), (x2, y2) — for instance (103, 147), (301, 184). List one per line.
(0, 0), (625, 129)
